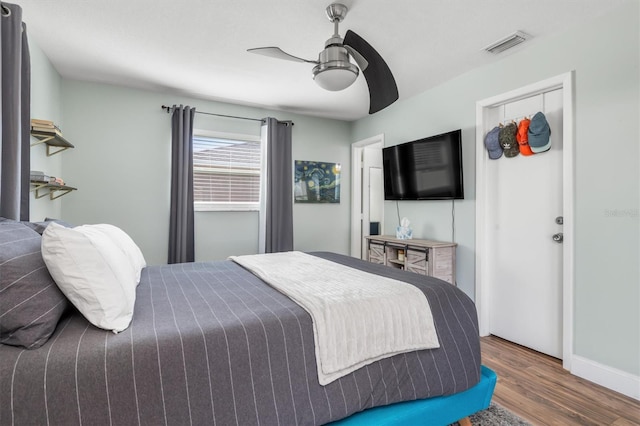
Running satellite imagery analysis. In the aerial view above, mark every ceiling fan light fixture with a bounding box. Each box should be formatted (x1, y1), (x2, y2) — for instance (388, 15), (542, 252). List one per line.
(312, 44), (359, 91)
(313, 63), (359, 91)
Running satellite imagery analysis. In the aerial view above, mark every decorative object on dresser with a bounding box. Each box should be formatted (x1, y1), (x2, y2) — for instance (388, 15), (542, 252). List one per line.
(365, 235), (457, 285)
(395, 216), (413, 239)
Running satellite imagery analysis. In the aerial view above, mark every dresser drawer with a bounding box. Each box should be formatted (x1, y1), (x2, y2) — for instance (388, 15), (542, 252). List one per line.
(406, 248), (427, 270)
(434, 247), (454, 260)
(368, 243), (385, 264)
(406, 264), (427, 274)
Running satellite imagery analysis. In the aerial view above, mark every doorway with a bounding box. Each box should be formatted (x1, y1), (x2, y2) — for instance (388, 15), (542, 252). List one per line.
(475, 72), (575, 369)
(351, 135), (384, 259)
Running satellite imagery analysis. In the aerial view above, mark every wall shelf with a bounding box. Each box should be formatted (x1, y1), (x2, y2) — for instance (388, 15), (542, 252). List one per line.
(30, 120), (78, 201)
(30, 181), (77, 200)
(30, 132), (75, 156)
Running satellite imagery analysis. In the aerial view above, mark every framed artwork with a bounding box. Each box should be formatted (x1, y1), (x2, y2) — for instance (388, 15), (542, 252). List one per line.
(294, 160), (341, 203)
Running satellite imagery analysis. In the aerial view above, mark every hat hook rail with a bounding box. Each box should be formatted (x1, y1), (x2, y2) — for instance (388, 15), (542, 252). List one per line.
(498, 113), (534, 127)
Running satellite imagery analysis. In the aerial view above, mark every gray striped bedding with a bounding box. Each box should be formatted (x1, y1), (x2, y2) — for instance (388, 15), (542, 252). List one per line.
(0, 252), (480, 426)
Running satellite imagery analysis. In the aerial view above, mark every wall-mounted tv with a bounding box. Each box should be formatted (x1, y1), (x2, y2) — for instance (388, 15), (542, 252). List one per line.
(383, 129), (464, 200)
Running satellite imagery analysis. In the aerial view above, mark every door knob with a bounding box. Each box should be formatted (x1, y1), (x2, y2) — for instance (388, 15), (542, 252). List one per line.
(552, 233), (563, 243)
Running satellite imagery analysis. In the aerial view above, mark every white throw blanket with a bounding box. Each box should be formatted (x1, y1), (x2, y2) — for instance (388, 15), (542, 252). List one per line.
(230, 251), (440, 385)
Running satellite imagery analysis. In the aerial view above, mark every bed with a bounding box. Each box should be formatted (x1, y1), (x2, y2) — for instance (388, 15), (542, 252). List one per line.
(0, 220), (486, 426)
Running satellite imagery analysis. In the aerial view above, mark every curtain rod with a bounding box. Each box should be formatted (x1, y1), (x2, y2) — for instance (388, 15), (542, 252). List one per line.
(161, 105), (293, 126)
(162, 105), (294, 125)
(162, 105), (263, 122)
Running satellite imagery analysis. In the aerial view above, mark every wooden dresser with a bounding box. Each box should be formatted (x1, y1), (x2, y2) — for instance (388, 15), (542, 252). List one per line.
(365, 235), (457, 285)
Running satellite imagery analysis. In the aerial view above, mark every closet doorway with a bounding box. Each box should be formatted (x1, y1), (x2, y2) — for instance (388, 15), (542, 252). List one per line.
(475, 73), (575, 369)
(350, 135), (384, 259)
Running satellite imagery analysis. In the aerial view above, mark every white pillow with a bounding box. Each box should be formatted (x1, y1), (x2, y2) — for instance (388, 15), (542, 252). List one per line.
(90, 224), (146, 284)
(41, 222), (137, 332)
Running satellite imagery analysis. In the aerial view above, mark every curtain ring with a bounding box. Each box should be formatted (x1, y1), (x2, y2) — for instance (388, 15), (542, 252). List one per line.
(1, 3), (11, 17)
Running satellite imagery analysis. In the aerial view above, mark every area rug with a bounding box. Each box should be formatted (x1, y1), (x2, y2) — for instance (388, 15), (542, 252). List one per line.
(456, 402), (532, 425)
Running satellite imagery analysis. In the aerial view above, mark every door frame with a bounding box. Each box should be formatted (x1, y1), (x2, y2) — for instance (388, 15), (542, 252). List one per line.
(351, 134), (384, 258)
(475, 72), (575, 370)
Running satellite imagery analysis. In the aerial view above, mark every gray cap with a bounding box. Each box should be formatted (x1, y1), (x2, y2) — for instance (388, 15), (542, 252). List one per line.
(484, 126), (502, 159)
(528, 112), (551, 153)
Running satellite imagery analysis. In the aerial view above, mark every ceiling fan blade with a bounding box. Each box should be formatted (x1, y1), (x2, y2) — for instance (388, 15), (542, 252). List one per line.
(343, 30), (398, 114)
(247, 47), (318, 64)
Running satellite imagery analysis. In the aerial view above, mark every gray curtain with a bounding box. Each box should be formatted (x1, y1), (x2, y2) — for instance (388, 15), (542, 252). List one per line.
(0, 2), (30, 221)
(260, 117), (293, 253)
(168, 105), (195, 264)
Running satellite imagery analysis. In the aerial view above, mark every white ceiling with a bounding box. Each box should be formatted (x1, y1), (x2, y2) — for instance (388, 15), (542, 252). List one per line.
(17, 0), (628, 121)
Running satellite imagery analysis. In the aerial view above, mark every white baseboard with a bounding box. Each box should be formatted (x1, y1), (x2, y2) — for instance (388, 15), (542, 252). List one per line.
(571, 355), (640, 400)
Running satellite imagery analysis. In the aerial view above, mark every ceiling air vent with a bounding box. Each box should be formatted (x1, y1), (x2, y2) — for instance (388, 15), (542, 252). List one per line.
(483, 31), (530, 54)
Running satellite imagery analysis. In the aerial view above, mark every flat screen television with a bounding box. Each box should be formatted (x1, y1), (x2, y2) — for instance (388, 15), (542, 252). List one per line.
(383, 129), (464, 200)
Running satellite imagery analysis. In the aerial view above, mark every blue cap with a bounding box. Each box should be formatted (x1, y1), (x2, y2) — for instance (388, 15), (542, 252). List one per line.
(528, 112), (551, 153)
(484, 126), (503, 159)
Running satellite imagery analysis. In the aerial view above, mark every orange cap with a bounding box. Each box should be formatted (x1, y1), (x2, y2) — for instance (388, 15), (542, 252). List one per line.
(516, 118), (534, 156)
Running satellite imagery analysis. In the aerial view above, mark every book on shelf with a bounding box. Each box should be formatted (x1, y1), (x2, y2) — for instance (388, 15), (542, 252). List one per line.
(31, 125), (63, 136)
(30, 170), (50, 183)
(30, 118), (61, 132)
(46, 176), (65, 186)
(30, 118), (55, 126)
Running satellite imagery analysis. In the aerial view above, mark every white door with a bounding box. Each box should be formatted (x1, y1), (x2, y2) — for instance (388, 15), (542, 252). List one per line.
(486, 89), (564, 358)
(351, 137), (384, 259)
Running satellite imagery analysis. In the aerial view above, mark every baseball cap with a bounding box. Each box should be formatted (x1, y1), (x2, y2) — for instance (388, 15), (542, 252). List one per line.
(484, 126), (502, 159)
(528, 112), (551, 153)
(516, 118), (534, 156)
(499, 123), (519, 158)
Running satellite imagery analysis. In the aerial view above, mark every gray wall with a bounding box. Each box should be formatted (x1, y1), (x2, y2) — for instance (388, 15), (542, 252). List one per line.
(352, 2), (639, 376)
(58, 81), (352, 265)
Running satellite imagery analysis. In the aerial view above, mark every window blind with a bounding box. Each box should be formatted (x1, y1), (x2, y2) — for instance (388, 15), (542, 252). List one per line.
(193, 136), (261, 205)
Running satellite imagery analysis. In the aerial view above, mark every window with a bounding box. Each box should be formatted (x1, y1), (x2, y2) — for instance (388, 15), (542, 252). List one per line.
(193, 131), (262, 211)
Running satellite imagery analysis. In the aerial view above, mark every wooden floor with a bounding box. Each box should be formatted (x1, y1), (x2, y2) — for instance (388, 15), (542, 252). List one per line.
(480, 336), (640, 425)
